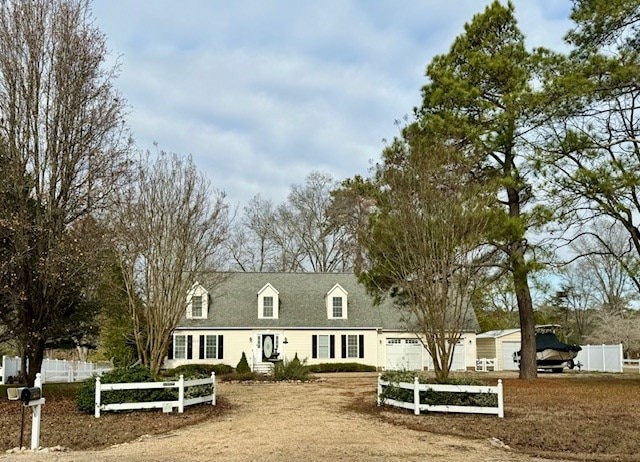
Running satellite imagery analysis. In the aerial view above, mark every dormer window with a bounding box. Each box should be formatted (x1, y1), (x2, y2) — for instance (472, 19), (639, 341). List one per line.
(332, 297), (343, 318)
(258, 283), (279, 319)
(186, 282), (208, 319)
(326, 283), (347, 319)
(191, 295), (203, 318)
(263, 296), (274, 317)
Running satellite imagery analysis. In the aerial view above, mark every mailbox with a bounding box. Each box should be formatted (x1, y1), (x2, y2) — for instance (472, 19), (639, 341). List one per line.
(20, 387), (41, 404)
(6, 387), (42, 405)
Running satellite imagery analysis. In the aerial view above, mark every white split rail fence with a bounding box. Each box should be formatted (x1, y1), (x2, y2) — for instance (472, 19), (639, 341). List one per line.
(377, 374), (504, 418)
(95, 372), (216, 418)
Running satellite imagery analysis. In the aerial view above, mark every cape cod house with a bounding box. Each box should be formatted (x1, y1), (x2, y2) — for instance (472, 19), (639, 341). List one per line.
(164, 272), (479, 372)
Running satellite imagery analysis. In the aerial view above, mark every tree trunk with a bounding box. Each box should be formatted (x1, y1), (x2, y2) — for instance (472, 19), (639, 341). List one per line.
(25, 339), (45, 387)
(512, 246), (537, 379)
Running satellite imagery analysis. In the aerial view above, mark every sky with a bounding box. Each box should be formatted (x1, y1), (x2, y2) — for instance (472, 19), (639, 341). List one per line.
(91, 0), (574, 209)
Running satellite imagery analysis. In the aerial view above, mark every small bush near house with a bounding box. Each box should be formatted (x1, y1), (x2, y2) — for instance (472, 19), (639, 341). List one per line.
(218, 371), (271, 382)
(378, 371), (497, 408)
(76, 366), (174, 413)
(236, 352), (251, 374)
(162, 363), (233, 377)
(273, 354), (310, 381)
(307, 362), (377, 373)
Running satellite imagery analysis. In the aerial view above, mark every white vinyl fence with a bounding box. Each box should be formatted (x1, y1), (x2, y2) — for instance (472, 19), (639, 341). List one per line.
(95, 373), (216, 417)
(576, 344), (623, 373)
(622, 359), (640, 373)
(377, 375), (504, 418)
(0, 356), (112, 384)
(475, 358), (496, 372)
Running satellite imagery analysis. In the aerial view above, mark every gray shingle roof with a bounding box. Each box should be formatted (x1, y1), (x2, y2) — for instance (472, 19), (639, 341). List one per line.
(178, 272), (479, 332)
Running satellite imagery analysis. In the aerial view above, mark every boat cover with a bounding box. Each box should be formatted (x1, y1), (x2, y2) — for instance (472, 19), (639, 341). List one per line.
(536, 333), (582, 353)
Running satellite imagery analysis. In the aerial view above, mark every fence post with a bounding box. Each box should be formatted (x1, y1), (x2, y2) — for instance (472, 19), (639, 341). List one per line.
(178, 375), (184, 413)
(497, 379), (504, 418)
(413, 377), (420, 416)
(211, 372), (216, 406)
(377, 374), (382, 406)
(95, 376), (101, 418)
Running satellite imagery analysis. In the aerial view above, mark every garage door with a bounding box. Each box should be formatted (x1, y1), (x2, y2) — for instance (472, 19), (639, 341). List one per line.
(502, 341), (521, 371)
(386, 338), (423, 371)
(450, 340), (466, 371)
(423, 341), (466, 371)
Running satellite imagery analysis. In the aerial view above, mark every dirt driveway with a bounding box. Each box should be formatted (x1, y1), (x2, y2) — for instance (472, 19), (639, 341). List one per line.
(1, 374), (557, 462)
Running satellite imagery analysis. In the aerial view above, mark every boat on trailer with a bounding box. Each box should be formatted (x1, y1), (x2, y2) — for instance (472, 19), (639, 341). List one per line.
(514, 325), (582, 372)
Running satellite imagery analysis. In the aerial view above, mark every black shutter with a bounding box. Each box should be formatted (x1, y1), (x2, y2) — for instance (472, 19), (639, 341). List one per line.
(187, 335), (193, 360)
(312, 335), (318, 359)
(218, 335), (224, 359)
(329, 335), (335, 358)
(358, 335), (364, 359)
(199, 335), (205, 359)
(341, 335), (347, 359)
(167, 337), (174, 360)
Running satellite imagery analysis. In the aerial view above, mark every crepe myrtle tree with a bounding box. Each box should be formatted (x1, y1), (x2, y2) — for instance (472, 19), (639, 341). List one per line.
(0, 0), (131, 385)
(111, 151), (229, 377)
(356, 122), (494, 382)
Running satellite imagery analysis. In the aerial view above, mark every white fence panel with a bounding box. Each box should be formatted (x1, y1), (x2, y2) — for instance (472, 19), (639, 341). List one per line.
(95, 373), (216, 417)
(377, 375), (503, 418)
(623, 359), (640, 373)
(0, 356), (112, 384)
(475, 358), (496, 372)
(0, 356), (22, 384)
(576, 344), (623, 373)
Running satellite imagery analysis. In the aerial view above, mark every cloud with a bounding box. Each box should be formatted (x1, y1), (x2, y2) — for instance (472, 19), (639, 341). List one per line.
(92, 0), (574, 206)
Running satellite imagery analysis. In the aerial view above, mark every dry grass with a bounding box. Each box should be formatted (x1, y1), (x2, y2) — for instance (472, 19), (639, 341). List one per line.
(351, 372), (640, 461)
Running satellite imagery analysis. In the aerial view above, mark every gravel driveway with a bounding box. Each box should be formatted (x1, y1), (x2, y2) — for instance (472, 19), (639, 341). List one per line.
(1, 374), (557, 462)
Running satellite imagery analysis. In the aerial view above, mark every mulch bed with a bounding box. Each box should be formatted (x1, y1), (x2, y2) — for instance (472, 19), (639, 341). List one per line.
(0, 390), (231, 451)
(351, 373), (640, 462)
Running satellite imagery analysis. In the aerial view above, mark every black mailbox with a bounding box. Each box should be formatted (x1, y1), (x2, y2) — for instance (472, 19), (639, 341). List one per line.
(19, 387), (41, 404)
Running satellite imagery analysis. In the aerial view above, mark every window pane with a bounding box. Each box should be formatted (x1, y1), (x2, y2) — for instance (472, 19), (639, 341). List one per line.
(347, 335), (358, 358)
(205, 335), (217, 359)
(318, 335), (329, 358)
(174, 336), (186, 359)
(191, 296), (202, 317)
(332, 297), (342, 318)
(263, 296), (273, 317)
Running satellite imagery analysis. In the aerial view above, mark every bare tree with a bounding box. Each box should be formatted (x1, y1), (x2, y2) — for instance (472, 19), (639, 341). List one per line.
(357, 124), (493, 381)
(588, 310), (640, 357)
(570, 220), (639, 312)
(112, 151), (229, 376)
(0, 0), (130, 385)
(230, 172), (354, 273)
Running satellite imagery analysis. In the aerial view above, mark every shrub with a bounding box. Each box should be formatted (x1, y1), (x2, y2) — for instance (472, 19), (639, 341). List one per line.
(236, 352), (251, 374)
(218, 371), (270, 382)
(307, 362), (377, 373)
(161, 363), (233, 377)
(378, 372), (498, 408)
(273, 353), (310, 381)
(76, 365), (174, 413)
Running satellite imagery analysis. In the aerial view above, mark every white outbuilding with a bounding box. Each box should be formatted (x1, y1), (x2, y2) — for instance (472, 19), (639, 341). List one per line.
(476, 329), (521, 371)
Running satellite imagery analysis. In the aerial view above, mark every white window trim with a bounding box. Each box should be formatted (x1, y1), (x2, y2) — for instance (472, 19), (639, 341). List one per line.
(258, 283), (279, 319)
(174, 335), (187, 360)
(204, 335), (217, 359)
(326, 283), (348, 319)
(186, 282), (208, 319)
(346, 334), (359, 358)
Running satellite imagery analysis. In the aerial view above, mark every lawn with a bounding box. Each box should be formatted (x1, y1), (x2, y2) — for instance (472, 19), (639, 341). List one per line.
(0, 382), (230, 451)
(1, 373), (638, 461)
(359, 372), (640, 461)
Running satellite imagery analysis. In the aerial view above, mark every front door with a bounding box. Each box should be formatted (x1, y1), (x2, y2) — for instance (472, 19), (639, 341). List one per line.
(254, 333), (280, 364)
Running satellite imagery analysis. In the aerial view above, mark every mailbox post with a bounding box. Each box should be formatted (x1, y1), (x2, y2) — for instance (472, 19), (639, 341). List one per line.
(6, 373), (45, 450)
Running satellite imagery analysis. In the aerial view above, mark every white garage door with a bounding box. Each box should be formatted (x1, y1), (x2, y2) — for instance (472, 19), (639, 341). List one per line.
(423, 340), (466, 371)
(386, 338), (423, 371)
(450, 340), (466, 371)
(502, 341), (521, 371)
